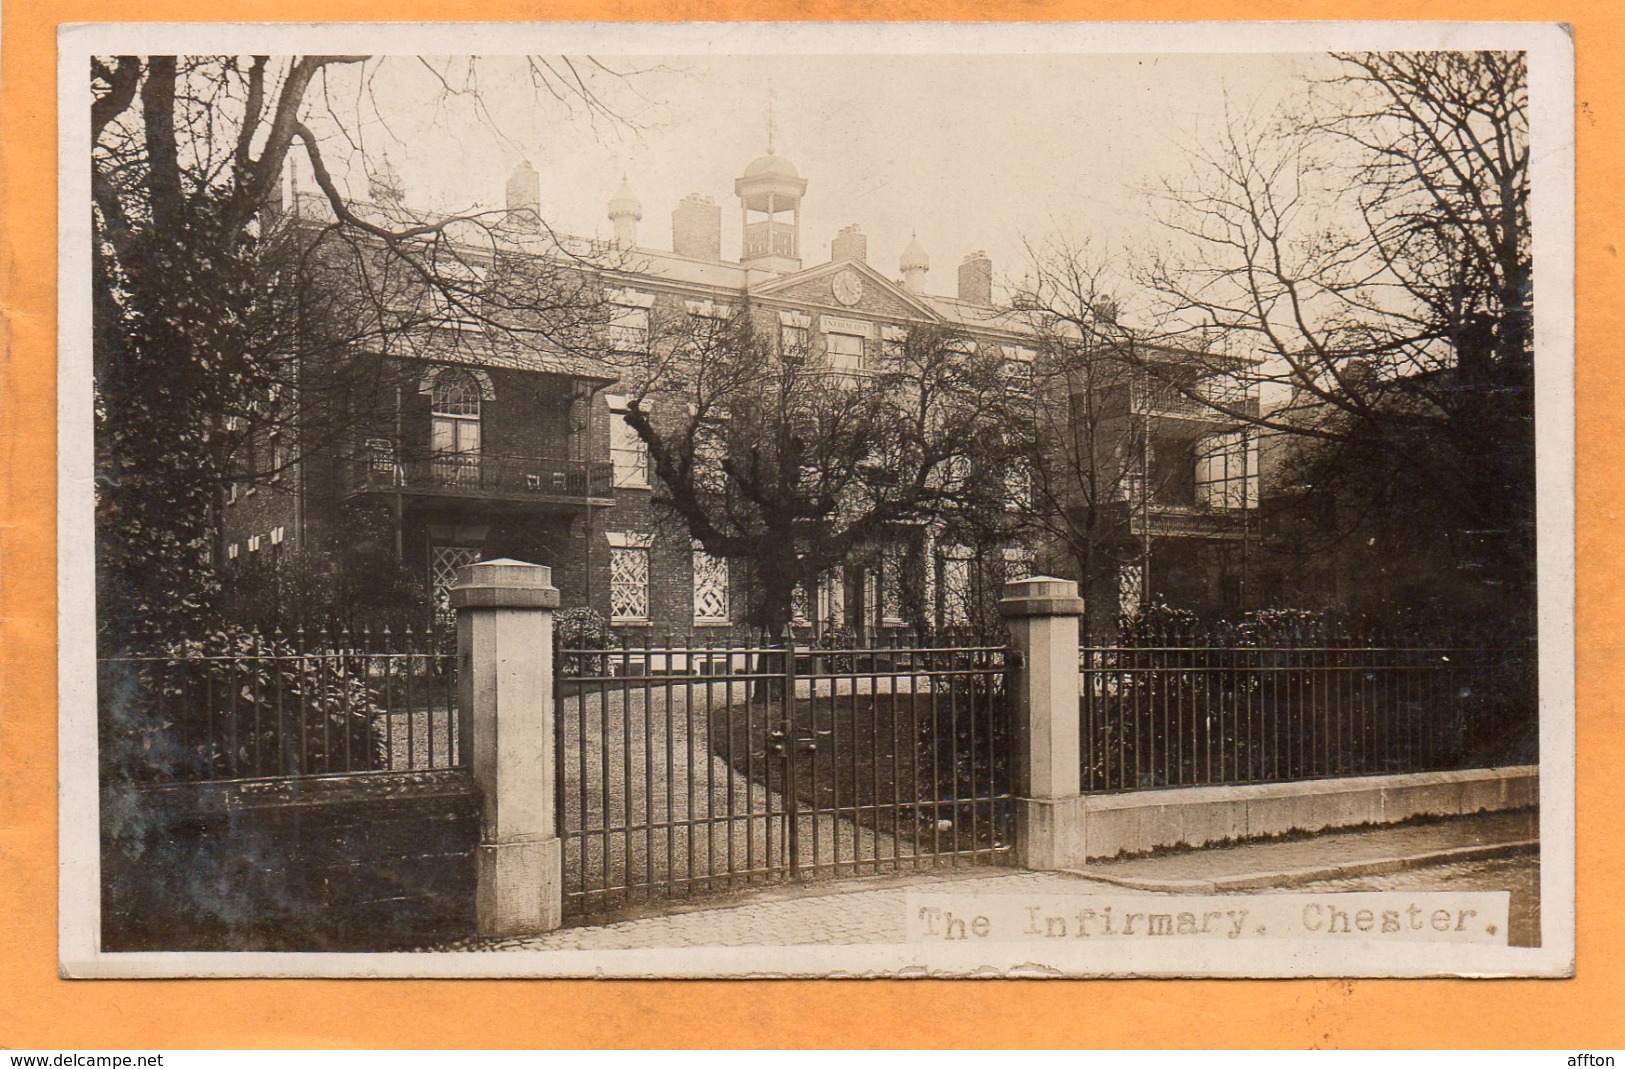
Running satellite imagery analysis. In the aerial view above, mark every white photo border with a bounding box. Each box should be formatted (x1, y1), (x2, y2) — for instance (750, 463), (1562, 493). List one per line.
(58, 19), (1575, 978)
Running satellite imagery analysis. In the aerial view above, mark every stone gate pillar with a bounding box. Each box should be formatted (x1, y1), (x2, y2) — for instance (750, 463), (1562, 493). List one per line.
(1000, 575), (1086, 870)
(452, 558), (563, 936)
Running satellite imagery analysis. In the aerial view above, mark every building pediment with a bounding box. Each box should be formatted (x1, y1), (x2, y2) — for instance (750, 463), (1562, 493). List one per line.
(749, 258), (945, 325)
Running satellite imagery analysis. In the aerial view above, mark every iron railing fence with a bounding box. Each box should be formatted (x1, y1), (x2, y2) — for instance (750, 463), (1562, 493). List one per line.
(554, 631), (1015, 919)
(343, 446), (615, 502)
(1078, 636), (1536, 793)
(555, 623), (1010, 677)
(1133, 381), (1262, 421)
(99, 626), (462, 785)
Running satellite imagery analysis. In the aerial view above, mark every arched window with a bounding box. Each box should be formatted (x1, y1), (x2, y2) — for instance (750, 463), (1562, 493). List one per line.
(431, 368), (483, 486)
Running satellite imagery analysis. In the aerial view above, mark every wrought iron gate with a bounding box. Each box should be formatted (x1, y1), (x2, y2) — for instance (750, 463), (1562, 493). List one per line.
(554, 634), (1015, 919)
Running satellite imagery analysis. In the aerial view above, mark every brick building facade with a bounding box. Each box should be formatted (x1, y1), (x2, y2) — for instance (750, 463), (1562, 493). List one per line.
(219, 147), (1260, 636)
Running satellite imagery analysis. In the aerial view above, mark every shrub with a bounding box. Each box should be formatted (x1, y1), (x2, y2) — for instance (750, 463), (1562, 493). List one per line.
(1082, 604), (1536, 789)
(1236, 607), (1336, 645)
(810, 619), (857, 672)
(103, 627), (388, 784)
(1116, 601), (1203, 645)
(555, 606), (613, 677)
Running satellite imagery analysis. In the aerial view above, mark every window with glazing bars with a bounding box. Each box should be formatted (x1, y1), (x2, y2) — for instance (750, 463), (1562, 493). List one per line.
(880, 547), (906, 624)
(609, 406), (650, 488)
(825, 331), (865, 374)
(430, 369), (483, 487)
(780, 323), (810, 357)
(610, 545), (650, 621)
(1195, 431), (1255, 510)
(431, 544), (482, 624)
(608, 304), (650, 352)
(692, 549), (730, 623)
(940, 553), (972, 626)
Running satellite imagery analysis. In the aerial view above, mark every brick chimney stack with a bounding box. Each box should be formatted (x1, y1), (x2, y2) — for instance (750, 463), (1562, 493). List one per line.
(672, 194), (722, 261)
(958, 251), (993, 304)
(505, 159), (540, 226)
(832, 224), (868, 264)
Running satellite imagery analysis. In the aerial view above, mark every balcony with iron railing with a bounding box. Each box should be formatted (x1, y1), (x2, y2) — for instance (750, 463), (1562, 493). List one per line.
(344, 445), (616, 509)
(1134, 381), (1261, 425)
(1115, 474), (1258, 538)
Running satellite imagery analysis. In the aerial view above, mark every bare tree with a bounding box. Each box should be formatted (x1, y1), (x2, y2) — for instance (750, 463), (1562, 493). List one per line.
(91, 55), (648, 640)
(1009, 239), (1261, 635)
(1007, 241), (1146, 635)
(1136, 51), (1532, 619)
(614, 304), (1025, 634)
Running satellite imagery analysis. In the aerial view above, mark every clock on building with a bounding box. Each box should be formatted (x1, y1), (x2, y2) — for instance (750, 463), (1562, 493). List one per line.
(832, 268), (864, 307)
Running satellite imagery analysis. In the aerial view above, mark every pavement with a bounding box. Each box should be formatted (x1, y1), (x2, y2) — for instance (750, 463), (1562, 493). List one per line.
(1062, 808), (1539, 891)
(439, 809), (1542, 951)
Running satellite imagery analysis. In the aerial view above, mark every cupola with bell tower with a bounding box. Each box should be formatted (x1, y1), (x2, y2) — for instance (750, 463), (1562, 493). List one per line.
(900, 233), (930, 294)
(608, 177), (641, 247)
(734, 135), (807, 274)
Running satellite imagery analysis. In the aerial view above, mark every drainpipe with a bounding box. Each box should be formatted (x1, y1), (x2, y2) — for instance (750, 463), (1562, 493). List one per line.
(1239, 427), (1251, 609)
(580, 380), (609, 614)
(591, 506), (599, 611)
(1140, 369), (1153, 611)
(393, 383), (405, 562)
(294, 358), (307, 554)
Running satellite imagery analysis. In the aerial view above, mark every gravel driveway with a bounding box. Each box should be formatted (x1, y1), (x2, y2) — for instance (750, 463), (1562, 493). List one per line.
(557, 677), (934, 915)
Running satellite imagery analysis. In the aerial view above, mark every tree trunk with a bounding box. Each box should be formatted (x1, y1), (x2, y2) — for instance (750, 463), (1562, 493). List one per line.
(747, 545), (803, 704)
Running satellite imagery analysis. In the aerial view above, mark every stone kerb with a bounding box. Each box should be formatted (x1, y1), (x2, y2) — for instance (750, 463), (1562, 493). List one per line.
(452, 558), (563, 937)
(999, 576), (1086, 871)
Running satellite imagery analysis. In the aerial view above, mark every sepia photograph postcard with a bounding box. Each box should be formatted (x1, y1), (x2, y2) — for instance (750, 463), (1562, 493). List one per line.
(57, 19), (1575, 979)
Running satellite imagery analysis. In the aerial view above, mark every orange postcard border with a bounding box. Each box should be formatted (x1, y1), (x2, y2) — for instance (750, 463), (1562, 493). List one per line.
(3, 1), (1617, 1049)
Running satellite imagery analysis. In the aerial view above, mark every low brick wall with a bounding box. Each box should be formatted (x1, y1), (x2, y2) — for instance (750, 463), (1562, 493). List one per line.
(1063, 765), (1537, 862)
(102, 769), (479, 952)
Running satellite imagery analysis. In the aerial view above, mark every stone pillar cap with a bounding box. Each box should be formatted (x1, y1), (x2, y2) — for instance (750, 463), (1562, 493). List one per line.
(999, 575), (1085, 618)
(450, 559), (561, 610)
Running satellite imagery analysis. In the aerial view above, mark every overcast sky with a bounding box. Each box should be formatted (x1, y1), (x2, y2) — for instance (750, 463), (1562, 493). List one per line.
(308, 52), (1335, 302)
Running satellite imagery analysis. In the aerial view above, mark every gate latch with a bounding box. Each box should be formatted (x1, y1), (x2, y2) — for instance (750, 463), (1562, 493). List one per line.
(767, 726), (820, 756)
